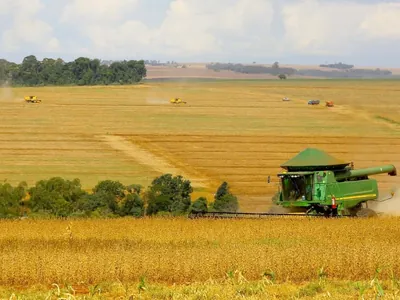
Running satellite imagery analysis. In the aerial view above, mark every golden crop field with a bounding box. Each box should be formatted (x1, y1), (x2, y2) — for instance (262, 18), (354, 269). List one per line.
(1, 217), (400, 299)
(1, 80), (399, 211)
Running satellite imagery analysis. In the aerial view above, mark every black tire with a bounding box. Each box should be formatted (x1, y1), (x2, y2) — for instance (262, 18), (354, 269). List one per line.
(356, 208), (378, 218)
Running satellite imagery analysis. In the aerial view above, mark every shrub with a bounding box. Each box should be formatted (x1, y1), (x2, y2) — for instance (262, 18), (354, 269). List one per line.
(190, 197), (208, 213)
(211, 182), (239, 212)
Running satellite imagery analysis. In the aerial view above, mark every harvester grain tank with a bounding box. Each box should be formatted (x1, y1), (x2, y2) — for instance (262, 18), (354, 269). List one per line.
(275, 148), (397, 217)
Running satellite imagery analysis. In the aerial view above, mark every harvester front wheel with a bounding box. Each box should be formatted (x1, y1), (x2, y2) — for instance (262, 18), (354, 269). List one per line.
(356, 208), (377, 218)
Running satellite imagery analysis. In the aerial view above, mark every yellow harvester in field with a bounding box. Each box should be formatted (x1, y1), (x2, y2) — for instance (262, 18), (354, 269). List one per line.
(24, 96), (42, 103)
(170, 98), (186, 104)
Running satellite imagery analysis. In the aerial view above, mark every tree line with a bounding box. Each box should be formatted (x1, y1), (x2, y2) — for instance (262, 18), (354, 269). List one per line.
(0, 174), (239, 219)
(206, 61), (394, 78)
(206, 62), (297, 76)
(319, 62), (354, 69)
(296, 68), (393, 78)
(0, 55), (147, 86)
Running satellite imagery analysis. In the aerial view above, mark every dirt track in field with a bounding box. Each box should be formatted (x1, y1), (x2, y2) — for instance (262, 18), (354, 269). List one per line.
(100, 135), (210, 189)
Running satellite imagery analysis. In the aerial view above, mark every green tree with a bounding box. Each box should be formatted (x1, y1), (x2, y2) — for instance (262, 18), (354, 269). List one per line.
(93, 180), (126, 198)
(211, 182), (239, 212)
(145, 174), (193, 216)
(189, 197), (208, 213)
(0, 182), (27, 217)
(79, 180), (144, 217)
(28, 177), (86, 217)
(120, 193), (144, 217)
(0, 56), (146, 87)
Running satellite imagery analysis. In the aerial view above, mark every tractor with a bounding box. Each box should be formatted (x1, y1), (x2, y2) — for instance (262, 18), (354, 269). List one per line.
(326, 101), (334, 107)
(308, 100), (320, 105)
(24, 96), (41, 103)
(170, 98), (186, 104)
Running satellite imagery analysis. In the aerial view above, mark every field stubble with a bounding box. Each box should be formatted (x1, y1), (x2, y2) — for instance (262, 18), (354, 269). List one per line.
(0, 81), (399, 210)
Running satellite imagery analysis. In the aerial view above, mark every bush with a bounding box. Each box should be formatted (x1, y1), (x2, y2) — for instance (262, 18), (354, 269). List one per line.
(0, 182), (27, 217)
(211, 182), (239, 212)
(190, 197), (208, 213)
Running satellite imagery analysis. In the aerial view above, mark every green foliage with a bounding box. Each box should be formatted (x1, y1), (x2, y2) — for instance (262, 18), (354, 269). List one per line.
(206, 62), (296, 76)
(190, 197), (208, 213)
(0, 55), (146, 86)
(0, 181), (27, 217)
(120, 193), (144, 217)
(215, 182), (228, 200)
(145, 174), (193, 216)
(0, 175), (219, 218)
(93, 180), (126, 199)
(28, 177), (86, 217)
(211, 182), (239, 212)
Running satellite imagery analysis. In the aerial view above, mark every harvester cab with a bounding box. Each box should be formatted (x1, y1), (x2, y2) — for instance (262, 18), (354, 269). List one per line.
(24, 96), (41, 103)
(274, 148), (397, 217)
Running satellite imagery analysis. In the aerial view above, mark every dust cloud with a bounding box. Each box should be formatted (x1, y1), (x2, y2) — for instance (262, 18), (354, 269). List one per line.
(368, 187), (400, 216)
(0, 81), (21, 103)
(0, 81), (13, 101)
(145, 98), (169, 105)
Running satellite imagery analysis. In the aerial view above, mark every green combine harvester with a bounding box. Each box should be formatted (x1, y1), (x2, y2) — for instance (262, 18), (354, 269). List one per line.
(190, 148), (397, 219)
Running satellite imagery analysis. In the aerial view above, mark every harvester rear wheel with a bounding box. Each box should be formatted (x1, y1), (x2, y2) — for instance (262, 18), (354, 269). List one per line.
(356, 208), (377, 218)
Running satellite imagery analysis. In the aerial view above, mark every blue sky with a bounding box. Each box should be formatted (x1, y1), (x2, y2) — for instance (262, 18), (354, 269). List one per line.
(1, 0), (400, 67)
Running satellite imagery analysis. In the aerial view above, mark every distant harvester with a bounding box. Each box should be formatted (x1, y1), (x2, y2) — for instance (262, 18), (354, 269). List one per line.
(24, 96), (41, 103)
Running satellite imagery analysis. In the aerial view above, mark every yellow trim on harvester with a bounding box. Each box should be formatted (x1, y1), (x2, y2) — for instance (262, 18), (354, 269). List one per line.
(336, 194), (376, 201)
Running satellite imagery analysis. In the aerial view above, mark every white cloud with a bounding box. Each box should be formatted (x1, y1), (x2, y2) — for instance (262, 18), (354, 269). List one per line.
(0, 0), (44, 15)
(61, 0), (139, 24)
(2, 0), (400, 64)
(360, 3), (400, 39)
(281, 0), (400, 56)
(154, 0), (275, 56)
(281, 0), (369, 55)
(69, 0), (275, 58)
(1, 0), (59, 52)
